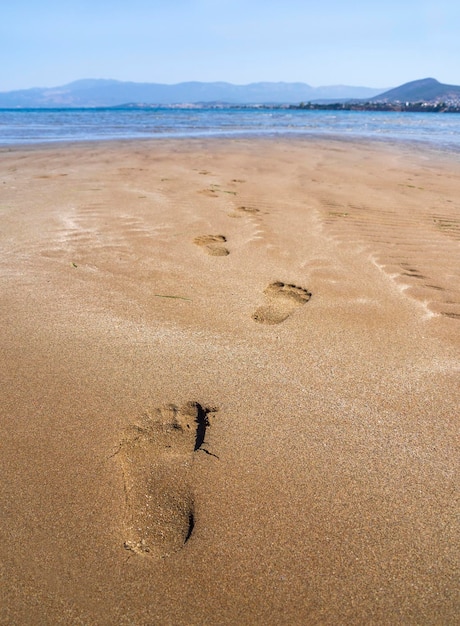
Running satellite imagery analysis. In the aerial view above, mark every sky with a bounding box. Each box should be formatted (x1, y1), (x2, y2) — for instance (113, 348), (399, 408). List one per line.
(1, 0), (459, 92)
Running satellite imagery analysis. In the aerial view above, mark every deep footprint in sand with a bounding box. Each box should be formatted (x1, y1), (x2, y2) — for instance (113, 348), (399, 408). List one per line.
(252, 281), (312, 324)
(194, 234), (229, 256)
(118, 401), (216, 557)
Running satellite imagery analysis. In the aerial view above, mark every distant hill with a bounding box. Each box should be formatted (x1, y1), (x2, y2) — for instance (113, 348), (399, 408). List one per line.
(371, 78), (460, 103)
(3, 77), (458, 108)
(0, 79), (385, 107)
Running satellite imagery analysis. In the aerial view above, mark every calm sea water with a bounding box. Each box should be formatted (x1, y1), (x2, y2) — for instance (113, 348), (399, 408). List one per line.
(1, 107), (460, 151)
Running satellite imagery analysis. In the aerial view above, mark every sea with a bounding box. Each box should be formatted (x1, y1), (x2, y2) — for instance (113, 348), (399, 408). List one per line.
(1, 107), (460, 152)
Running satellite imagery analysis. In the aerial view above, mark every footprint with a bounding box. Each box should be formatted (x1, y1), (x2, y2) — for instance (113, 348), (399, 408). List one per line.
(236, 206), (259, 214)
(228, 206), (260, 217)
(118, 401), (216, 557)
(194, 234), (229, 256)
(198, 188), (218, 198)
(252, 282), (312, 325)
(229, 205), (261, 218)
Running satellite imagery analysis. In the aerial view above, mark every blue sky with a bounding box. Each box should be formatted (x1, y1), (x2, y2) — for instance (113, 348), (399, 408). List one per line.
(1, 0), (459, 91)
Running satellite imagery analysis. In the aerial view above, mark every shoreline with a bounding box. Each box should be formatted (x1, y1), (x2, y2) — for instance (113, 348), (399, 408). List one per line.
(2, 132), (460, 157)
(1, 136), (458, 624)
(2, 130), (460, 158)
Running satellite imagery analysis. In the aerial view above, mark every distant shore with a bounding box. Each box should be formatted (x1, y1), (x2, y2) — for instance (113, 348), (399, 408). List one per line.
(2, 101), (459, 112)
(290, 101), (460, 113)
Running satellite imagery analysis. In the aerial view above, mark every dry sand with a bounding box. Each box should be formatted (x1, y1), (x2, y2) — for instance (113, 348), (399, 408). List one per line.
(0, 137), (458, 625)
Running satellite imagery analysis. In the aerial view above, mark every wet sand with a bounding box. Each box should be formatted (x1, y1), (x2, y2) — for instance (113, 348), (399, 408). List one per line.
(0, 137), (459, 624)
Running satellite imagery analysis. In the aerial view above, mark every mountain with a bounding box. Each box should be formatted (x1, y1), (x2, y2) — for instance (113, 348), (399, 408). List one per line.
(0, 79), (385, 107)
(3, 77), (459, 108)
(371, 78), (460, 103)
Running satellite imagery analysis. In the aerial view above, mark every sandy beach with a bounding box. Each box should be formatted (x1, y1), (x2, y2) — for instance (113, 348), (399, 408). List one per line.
(0, 136), (458, 624)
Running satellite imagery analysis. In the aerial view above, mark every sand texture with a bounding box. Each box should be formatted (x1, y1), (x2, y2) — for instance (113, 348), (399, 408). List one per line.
(0, 137), (459, 625)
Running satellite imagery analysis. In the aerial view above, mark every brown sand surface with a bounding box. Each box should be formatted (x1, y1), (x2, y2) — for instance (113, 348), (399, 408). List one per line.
(0, 137), (458, 625)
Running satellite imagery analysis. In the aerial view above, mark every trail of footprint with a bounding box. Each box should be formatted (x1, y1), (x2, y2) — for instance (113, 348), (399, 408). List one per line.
(194, 234), (229, 256)
(118, 401), (216, 557)
(252, 282), (312, 324)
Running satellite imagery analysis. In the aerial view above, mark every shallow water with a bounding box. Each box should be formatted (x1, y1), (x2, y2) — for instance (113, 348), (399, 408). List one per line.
(0, 106), (459, 151)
